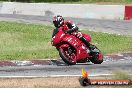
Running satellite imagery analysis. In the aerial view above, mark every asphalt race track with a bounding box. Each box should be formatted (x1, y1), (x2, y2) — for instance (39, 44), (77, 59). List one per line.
(0, 59), (132, 77)
(0, 14), (132, 77)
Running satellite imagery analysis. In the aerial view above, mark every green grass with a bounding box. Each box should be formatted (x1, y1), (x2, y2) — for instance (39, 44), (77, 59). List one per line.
(72, 0), (132, 4)
(0, 21), (131, 60)
(43, 0), (132, 4)
(82, 30), (132, 55)
(0, 21), (58, 60)
(2, 0), (132, 4)
(113, 71), (132, 81)
(112, 71), (132, 88)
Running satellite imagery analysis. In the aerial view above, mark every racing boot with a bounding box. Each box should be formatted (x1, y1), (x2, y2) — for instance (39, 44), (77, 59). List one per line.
(89, 45), (99, 53)
(80, 36), (99, 53)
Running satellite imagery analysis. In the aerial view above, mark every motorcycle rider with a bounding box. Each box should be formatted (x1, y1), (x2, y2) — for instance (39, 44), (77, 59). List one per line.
(52, 15), (98, 53)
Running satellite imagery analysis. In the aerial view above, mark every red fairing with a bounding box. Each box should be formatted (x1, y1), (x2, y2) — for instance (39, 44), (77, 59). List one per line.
(59, 44), (69, 48)
(62, 34), (89, 60)
(76, 45), (89, 60)
(51, 15), (103, 65)
(52, 27), (89, 62)
(52, 27), (65, 46)
(62, 34), (81, 48)
(83, 34), (91, 42)
(51, 24), (103, 65)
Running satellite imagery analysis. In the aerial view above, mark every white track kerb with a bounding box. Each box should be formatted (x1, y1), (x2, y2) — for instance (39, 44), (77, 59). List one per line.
(0, 2), (125, 20)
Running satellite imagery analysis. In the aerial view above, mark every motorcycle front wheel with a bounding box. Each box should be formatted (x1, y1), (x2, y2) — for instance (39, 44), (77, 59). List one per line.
(59, 46), (76, 65)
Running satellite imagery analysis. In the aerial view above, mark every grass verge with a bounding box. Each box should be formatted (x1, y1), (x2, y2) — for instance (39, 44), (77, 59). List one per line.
(41, 0), (132, 4)
(1, 0), (132, 4)
(112, 71), (132, 88)
(69, 0), (132, 4)
(0, 21), (131, 60)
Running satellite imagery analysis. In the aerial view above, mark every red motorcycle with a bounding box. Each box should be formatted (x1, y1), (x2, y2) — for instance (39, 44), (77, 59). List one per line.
(51, 27), (103, 65)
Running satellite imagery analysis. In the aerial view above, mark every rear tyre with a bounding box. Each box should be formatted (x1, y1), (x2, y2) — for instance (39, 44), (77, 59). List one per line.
(90, 46), (103, 64)
(59, 46), (76, 65)
(90, 52), (103, 64)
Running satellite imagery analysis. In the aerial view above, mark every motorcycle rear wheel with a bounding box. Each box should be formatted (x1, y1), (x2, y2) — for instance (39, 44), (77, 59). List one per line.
(59, 46), (76, 65)
(90, 46), (103, 64)
(90, 52), (103, 64)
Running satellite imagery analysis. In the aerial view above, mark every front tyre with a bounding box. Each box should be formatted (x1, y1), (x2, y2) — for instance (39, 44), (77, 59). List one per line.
(59, 46), (76, 65)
